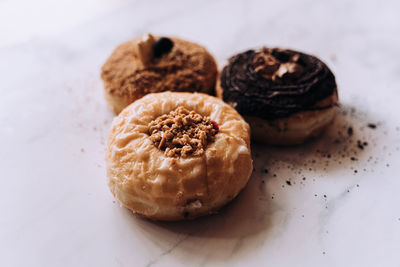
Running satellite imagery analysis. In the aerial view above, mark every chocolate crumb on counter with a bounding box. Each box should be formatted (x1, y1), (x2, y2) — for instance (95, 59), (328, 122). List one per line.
(148, 106), (218, 157)
(347, 127), (353, 136)
(357, 140), (365, 150)
(258, 106), (393, 200)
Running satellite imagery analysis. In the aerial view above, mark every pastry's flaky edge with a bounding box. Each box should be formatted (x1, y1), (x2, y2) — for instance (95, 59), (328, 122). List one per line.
(104, 90), (132, 114)
(248, 99), (338, 145)
(106, 92), (253, 221)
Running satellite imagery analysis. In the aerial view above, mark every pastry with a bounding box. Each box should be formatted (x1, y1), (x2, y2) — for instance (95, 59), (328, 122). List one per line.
(106, 92), (252, 221)
(217, 47), (338, 145)
(101, 34), (218, 114)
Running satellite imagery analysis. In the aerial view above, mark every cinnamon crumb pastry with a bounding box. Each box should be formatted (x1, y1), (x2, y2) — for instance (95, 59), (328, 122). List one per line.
(106, 92), (252, 221)
(101, 34), (218, 114)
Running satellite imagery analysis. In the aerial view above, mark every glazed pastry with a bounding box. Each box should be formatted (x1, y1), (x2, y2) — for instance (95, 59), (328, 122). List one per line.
(101, 34), (218, 113)
(106, 92), (252, 221)
(217, 47), (338, 145)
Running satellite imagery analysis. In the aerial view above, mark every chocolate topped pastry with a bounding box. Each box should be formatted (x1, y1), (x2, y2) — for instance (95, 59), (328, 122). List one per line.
(101, 34), (218, 114)
(218, 47), (339, 145)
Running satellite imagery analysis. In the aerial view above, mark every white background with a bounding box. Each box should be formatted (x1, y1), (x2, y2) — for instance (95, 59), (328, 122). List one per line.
(1, 0), (400, 266)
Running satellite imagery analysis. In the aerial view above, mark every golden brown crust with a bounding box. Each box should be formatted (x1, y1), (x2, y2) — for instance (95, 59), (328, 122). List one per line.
(247, 92), (339, 145)
(106, 92), (252, 220)
(101, 37), (218, 114)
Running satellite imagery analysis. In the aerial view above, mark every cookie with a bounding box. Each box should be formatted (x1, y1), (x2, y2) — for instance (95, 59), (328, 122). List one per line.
(101, 34), (218, 113)
(218, 47), (338, 145)
(106, 92), (253, 220)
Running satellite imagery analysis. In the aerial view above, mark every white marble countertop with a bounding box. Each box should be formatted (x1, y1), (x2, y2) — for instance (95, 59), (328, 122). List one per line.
(1, 0), (400, 266)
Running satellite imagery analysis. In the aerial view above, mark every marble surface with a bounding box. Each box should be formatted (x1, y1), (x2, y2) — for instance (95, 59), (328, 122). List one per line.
(1, 0), (400, 266)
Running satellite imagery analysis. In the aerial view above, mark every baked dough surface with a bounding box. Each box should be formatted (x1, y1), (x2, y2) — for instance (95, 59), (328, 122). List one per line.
(106, 92), (253, 220)
(247, 92), (339, 145)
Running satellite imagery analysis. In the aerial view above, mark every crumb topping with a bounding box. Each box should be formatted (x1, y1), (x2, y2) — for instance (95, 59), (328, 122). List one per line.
(252, 47), (304, 82)
(148, 106), (219, 157)
(101, 38), (217, 99)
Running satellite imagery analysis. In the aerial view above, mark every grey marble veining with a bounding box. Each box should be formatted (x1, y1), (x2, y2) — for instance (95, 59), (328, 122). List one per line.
(1, 0), (400, 266)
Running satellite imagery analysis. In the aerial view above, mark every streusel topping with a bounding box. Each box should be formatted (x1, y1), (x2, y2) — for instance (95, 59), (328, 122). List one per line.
(148, 106), (219, 157)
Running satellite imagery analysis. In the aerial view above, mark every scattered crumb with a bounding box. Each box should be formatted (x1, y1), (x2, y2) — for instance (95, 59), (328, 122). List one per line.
(357, 140), (364, 150)
(257, 106), (390, 201)
(347, 127), (353, 136)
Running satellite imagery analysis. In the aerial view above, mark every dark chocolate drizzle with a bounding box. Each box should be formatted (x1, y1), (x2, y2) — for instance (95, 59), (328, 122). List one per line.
(220, 48), (337, 119)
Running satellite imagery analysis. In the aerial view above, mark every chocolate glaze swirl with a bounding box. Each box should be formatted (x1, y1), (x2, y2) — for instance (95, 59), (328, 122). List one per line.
(220, 48), (337, 119)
